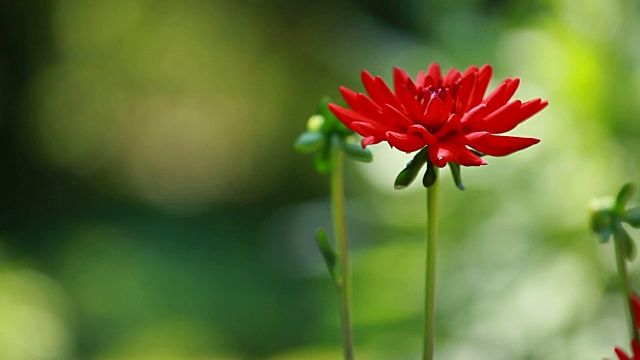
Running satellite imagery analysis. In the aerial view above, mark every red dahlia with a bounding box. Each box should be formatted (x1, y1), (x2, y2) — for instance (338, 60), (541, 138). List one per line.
(329, 63), (548, 167)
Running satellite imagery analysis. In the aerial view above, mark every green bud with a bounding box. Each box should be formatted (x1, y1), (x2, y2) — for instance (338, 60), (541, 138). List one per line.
(306, 114), (325, 132)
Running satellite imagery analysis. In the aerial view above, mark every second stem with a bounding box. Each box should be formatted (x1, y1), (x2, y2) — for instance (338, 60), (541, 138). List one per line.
(331, 143), (355, 360)
(423, 166), (440, 360)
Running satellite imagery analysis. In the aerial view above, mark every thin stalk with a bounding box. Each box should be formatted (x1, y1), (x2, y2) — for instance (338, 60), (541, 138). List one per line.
(330, 144), (355, 360)
(423, 167), (439, 360)
(614, 224), (640, 345)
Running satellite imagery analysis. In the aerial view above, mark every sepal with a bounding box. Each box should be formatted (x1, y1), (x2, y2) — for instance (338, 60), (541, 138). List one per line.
(423, 161), (437, 188)
(448, 162), (465, 191)
(394, 147), (429, 189)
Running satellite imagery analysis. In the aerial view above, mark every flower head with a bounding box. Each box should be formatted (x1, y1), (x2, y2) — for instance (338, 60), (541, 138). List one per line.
(329, 63), (548, 167)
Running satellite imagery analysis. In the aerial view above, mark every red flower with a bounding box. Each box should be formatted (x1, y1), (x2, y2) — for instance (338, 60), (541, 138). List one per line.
(329, 63), (548, 167)
(615, 340), (640, 360)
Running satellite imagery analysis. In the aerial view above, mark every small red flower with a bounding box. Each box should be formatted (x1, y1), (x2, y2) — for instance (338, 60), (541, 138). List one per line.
(329, 63), (548, 167)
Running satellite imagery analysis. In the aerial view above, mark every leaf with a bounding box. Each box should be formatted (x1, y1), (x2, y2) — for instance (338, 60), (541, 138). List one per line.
(624, 207), (640, 228)
(616, 183), (635, 214)
(614, 223), (637, 261)
(448, 162), (465, 191)
(315, 228), (337, 279)
(342, 141), (373, 162)
(423, 160), (437, 188)
(294, 131), (326, 153)
(394, 147), (429, 189)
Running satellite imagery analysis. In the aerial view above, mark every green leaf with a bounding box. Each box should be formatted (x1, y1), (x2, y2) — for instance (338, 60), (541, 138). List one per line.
(315, 228), (337, 279)
(423, 160), (437, 188)
(614, 223), (637, 261)
(615, 183), (635, 214)
(624, 207), (640, 228)
(342, 141), (373, 162)
(294, 131), (326, 153)
(394, 147), (429, 189)
(448, 162), (464, 191)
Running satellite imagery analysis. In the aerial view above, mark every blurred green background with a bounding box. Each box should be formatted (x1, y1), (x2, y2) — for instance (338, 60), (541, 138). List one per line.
(0, 0), (639, 359)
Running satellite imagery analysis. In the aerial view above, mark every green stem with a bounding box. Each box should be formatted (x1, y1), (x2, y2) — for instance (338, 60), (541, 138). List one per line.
(330, 144), (355, 360)
(423, 167), (439, 360)
(614, 223), (640, 345)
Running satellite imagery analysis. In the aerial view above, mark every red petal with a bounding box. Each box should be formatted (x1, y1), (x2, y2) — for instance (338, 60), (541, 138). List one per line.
(633, 340), (640, 357)
(397, 85), (424, 121)
(456, 147), (487, 166)
(434, 114), (462, 138)
(361, 70), (380, 102)
(443, 68), (461, 87)
(462, 65), (479, 78)
(407, 124), (437, 145)
(484, 78), (520, 113)
(632, 293), (640, 328)
(393, 66), (416, 95)
(518, 98), (548, 123)
(460, 104), (488, 132)
(362, 136), (381, 147)
(427, 63), (442, 86)
(422, 95), (450, 129)
(339, 87), (362, 111)
(351, 121), (387, 138)
(356, 93), (385, 123)
(382, 104), (415, 128)
(375, 76), (402, 108)
(454, 72), (477, 114)
(482, 100), (523, 133)
(416, 70), (427, 87)
(329, 104), (371, 128)
(615, 346), (632, 360)
(427, 142), (461, 167)
(469, 64), (492, 108)
(466, 133), (540, 157)
(386, 131), (425, 152)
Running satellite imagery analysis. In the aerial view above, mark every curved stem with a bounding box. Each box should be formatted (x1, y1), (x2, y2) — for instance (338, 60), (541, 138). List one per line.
(331, 144), (355, 360)
(423, 167), (439, 360)
(614, 224), (640, 345)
